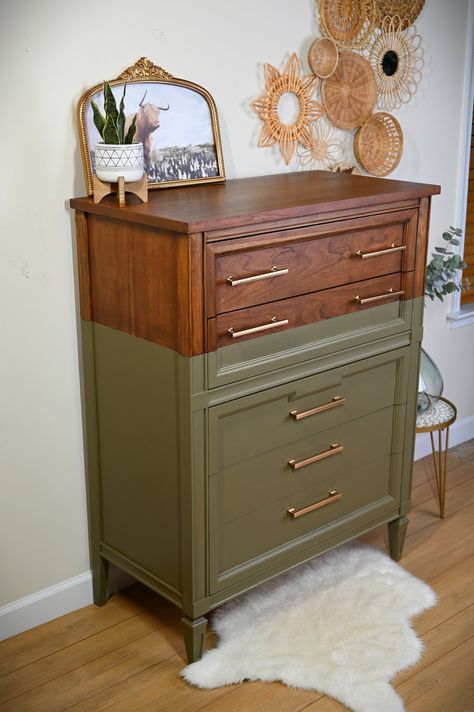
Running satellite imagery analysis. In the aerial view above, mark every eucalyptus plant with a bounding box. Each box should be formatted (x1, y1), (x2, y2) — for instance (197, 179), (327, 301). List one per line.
(91, 81), (137, 145)
(424, 226), (467, 301)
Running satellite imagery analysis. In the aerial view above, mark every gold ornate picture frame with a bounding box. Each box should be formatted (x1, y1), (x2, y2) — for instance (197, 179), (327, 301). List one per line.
(77, 57), (225, 194)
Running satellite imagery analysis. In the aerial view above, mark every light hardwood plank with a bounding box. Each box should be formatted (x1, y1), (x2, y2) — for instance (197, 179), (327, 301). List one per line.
(414, 557), (474, 636)
(0, 605), (179, 704)
(0, 624), (185, 712)
(0, 445), (472, 712)
(396, 605), (474, 685)
(397, 636), (474, 710)
(61, 655), (233, 712)
(183, 678), (320, 712)
(410, 461), (472, 508)
(0, 584), (162, 677)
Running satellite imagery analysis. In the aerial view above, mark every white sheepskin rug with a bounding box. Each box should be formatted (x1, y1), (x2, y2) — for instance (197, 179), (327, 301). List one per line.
(181, 544), (436, 712)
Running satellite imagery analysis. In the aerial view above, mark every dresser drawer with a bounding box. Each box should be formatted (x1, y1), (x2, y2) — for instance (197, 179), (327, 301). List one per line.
(209, 347), (410, 471)
(209, 272), (413, 352)
(211, 405), (404, 523)
(207, 291), (416, 389)
(206, 209), (418, 316)
(209, 451), (401, 592)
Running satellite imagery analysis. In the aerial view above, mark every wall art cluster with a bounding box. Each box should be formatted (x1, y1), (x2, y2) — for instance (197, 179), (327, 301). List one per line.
(251, 0), (425, 176)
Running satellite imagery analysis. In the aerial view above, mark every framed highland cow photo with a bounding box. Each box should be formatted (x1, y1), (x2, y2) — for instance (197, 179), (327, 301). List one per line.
(77, 57), (225, 194)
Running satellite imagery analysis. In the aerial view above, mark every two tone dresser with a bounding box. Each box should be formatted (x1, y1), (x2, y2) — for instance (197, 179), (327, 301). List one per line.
(70, 170), (439, 662)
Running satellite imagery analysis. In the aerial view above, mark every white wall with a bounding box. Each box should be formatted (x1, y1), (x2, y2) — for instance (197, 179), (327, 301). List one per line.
(0, 0), (472, 613)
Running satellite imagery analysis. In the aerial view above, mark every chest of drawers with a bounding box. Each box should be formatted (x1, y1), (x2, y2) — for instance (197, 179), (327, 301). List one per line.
(70, 170), (439, 662)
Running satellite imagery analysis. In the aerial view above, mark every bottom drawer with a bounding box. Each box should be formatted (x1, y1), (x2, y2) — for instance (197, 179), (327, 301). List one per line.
(209, 448), (402, 593)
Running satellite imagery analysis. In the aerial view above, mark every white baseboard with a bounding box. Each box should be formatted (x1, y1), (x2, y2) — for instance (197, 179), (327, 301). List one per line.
(0, 566), (135, 641)
(414, 413), (474, 460)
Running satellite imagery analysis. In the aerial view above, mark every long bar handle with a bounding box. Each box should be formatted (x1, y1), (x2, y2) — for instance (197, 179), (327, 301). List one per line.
(355, 288), (404, 305)
(355, 243), (406, 259)
(288, 443), (343, 470)
(287, 490), (342, 518)
(290, 395), (345, 421)
(226, 266), (289, 286)
(227, 316), (289, 339)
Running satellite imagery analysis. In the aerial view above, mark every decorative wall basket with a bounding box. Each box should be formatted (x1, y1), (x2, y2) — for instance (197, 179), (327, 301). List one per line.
(354, 111), (403, 175)
(308, 37), (339, 79)
(366, 15), (424, 111)
(376, 0), (425, 27)
(251, 53), (324, 164)
(318, 0), (378, 51)
(321, 52), (377, 130)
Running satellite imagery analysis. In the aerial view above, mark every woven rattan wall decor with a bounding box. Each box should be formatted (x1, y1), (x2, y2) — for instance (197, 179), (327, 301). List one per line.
(251, 1), (426, 175)
(365, 15), (424, 111)
(297, 117), (344, 169)
(308, 37), (339, 79)
(321, 52), (377, 130)
(354, 111), (403, 175)
(375, 0), (425, 27)
(251, 53), (324, 165)
(318, 0), (378, 51)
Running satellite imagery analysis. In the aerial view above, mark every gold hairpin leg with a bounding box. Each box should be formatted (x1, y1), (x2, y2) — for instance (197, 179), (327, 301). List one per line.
(429, 425), (450, 518)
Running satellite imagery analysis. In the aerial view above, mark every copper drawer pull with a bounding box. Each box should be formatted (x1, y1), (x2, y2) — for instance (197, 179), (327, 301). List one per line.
(290, 395), (345, 420)
(287, 490), (342, 518)
(226, 266), (289, 286)
(288, 443), (343, 470)
(355, 243), (406, 259)
(355, 288), (404, 305)
(227, 316), (289, 338)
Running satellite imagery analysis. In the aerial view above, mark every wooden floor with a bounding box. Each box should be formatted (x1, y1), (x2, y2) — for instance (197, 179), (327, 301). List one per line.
(1, 442), (474, 712)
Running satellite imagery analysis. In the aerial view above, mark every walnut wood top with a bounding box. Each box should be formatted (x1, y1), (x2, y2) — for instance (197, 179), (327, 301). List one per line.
(70, 170), (440, 234)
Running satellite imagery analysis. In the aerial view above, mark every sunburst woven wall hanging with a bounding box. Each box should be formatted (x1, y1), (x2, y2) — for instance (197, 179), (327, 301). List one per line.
(251, 53), (325, 164)
(297, 117), (345, 170)
(365, 15), (424, 111)
(318, 0), (379, 52)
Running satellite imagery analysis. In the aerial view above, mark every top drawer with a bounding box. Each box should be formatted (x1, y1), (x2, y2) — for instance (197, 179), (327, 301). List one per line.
(206, 209), (418, 316)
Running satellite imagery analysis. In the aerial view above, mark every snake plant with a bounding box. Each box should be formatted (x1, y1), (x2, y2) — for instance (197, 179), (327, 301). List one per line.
(91, 81), (137, 144)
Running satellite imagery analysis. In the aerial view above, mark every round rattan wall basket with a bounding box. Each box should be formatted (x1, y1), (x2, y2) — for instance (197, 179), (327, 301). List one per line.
(375, 0), (425, 26)
(318, 0), (378, 51)
(321, 52), (377, 130)
(354, 111), (403, 176)
(308, 37), (339, 79)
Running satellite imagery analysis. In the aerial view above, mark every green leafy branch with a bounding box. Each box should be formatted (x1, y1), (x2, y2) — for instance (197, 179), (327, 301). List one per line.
(425, 226), (468, 302)
(91, 81), (137, 145)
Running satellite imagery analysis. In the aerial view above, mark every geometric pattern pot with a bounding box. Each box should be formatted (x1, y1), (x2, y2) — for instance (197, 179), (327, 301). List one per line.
(95, 142), (144, 183)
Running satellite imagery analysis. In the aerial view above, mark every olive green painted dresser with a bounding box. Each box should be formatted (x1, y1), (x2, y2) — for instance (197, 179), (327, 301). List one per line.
(70, 170), (439, 662)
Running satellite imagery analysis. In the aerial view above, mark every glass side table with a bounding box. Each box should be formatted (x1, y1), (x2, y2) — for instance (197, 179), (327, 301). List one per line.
(416, 396), (457, 518)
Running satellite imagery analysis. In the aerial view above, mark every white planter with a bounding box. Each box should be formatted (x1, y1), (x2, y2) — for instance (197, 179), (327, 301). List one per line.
(95, 142), (144, 183)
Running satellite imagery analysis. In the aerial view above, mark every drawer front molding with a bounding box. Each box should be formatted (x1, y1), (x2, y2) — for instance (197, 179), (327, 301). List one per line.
(206, 208), (418, 317)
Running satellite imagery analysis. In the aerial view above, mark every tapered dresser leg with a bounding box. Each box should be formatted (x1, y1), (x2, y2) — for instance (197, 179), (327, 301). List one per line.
(181, 615), (207, 663)
(92, 555), (109, 606)
(388, 516), (409, 561)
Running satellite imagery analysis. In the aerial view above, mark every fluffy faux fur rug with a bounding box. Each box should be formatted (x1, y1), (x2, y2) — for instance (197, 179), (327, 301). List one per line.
(181, 544), (436, 712)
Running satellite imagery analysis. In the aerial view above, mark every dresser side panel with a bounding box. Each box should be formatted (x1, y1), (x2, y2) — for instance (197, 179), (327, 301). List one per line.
(86, 215), (204, 356)
(93, 324), (182, 592)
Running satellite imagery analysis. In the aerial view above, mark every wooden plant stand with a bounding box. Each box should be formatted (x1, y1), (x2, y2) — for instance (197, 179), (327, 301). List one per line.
(93, 173), (148, 207)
